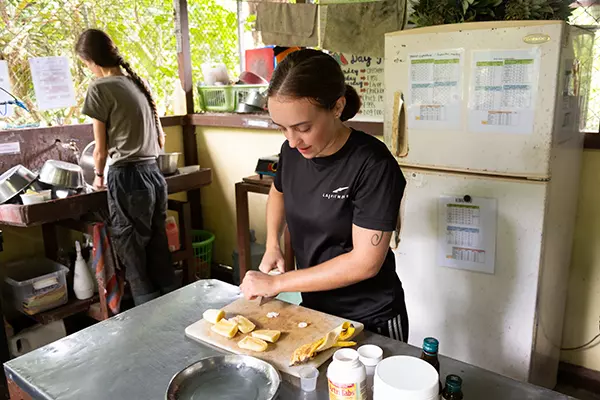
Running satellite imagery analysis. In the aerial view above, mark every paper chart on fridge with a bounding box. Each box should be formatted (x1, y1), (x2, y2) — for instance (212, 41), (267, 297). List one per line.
(407, 49), (464, 130)
(468, 49), (541, 135)
(438, 195), (497, 274)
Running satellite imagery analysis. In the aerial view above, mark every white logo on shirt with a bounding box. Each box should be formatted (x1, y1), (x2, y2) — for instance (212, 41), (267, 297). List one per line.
(323, 186), (350, 200)
(332, 186), (349, 193)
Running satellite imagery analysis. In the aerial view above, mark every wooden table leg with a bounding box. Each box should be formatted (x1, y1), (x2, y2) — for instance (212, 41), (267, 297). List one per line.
(181, 201), (194, 283)
(235, 182), (251, 284)
(41, 223), (59, 261)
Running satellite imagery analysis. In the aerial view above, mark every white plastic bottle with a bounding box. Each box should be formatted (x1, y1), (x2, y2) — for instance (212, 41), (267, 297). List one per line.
(73, 241), (94, 300)
(328, 348), (367, 400)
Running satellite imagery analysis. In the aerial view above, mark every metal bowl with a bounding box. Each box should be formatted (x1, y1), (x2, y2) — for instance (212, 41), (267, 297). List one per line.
(244, 90), (267, 109)
(0, 165), (37, 205)
(166, 355), (280, 400)
(79, 141), (110, 186)
(39, 160), (85, 189)
(157, 152), (181, 175)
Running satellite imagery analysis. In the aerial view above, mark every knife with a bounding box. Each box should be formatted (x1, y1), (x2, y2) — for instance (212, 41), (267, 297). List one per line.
(257, 270), (282, 306)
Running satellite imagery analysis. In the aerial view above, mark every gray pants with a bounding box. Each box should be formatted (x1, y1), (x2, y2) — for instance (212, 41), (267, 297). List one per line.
(107, 161), (176, 305)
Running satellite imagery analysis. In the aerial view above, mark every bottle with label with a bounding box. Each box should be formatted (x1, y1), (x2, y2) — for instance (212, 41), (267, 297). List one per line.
(327, 348), (367, 400)
(442, 374), (463, 400)
(420, 337), (442, 394)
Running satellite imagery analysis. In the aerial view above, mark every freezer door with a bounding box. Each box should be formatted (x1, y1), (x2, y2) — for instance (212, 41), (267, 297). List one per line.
(384, 21), (579, 179)
(395, 168), (547, 382)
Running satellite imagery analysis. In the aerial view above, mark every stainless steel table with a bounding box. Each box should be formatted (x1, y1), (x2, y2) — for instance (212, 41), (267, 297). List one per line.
(4, 280), (573, 399)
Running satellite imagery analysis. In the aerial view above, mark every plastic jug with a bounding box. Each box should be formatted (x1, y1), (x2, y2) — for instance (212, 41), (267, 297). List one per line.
(166, 216), (180, 252)
(73, 241), (94, 300)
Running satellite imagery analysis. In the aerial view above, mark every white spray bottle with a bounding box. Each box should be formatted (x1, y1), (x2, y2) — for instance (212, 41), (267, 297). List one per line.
(73, 241), (94, 300)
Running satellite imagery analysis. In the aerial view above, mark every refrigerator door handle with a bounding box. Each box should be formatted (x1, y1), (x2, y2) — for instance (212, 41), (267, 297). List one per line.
(391, 91), (408, 157)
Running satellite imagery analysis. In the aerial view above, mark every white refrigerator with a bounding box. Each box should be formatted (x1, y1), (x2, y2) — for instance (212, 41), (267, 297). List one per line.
(383, 21), (592, 388)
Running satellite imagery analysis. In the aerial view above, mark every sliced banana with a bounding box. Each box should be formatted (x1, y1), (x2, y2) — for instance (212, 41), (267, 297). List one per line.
(211, 318), (239, 338)
(202, 309), (225, 324)
(251, 329), (281, 343)
(231, 315), (256, 334)
(238, 336), (268, 352)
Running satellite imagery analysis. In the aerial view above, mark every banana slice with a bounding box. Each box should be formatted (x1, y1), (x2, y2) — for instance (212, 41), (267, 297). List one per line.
(211, 318), (239, 338)
(238, 336), (268, 352)
(203, 309), (225, 324)
(231, 315), (256, 334)
(251, 329), (281, 343)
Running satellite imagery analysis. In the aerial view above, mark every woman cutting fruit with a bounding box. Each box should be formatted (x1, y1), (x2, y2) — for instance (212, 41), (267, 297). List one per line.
(240, 49), (409, 342)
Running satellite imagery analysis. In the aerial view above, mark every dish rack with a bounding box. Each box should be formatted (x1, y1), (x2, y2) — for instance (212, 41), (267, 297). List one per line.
(197, 84), (268, 112)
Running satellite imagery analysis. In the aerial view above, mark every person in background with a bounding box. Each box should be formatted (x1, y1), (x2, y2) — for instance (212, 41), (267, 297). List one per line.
(76, 29), (176, 305)
(240, 49), (409, 341)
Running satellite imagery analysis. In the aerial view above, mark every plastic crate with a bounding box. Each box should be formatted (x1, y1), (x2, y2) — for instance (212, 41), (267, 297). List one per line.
(197, 85), (235, 112)
(192, 230), (215, 279)
(4, 258), (69, 315)
(233, 84), (268, 107)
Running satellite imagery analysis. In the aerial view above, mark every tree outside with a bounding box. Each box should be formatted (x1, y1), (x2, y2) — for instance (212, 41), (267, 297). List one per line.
(0, 0), (243, 129)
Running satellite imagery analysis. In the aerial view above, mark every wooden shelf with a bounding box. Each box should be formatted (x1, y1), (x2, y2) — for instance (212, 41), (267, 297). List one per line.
(28, 295), (98, 325)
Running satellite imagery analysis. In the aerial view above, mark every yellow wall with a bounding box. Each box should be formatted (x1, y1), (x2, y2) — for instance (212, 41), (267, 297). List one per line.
(560, 149), (600, 371)
(195, 126), (284, 264)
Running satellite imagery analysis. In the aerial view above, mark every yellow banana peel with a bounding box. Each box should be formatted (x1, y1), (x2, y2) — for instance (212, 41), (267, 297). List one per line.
(289, 322), (357, 366)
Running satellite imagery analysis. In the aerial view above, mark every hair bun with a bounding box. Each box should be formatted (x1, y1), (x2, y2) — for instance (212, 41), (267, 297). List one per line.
(340, 84), (361, 122)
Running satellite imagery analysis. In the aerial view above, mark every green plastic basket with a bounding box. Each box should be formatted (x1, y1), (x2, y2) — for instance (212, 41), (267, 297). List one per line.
(192, 230), (215, 279)
(197, 85), (235, 112)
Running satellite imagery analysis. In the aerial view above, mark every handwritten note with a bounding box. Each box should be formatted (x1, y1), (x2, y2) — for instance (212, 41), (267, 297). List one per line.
(29, 56), (76, 111)
(332, 53), (384, 122)
(0, 60), (14, 118)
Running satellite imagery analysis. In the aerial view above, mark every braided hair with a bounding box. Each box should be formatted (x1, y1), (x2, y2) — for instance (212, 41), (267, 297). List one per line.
(75, 29), (162, 138)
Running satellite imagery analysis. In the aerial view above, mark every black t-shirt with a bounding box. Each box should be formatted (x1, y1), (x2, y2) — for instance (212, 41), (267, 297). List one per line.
(274, 129), (406, 327)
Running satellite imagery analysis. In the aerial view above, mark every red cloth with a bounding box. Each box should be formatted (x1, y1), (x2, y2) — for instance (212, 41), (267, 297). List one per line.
(92, 223), (125, 315)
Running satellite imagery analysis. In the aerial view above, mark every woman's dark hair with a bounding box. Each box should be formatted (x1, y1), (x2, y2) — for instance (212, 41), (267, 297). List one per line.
(75, 29), (161, 136)
(268, 49), (361, 122)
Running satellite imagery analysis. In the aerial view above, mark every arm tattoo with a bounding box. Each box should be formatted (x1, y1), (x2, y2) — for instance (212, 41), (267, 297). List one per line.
(371, 231), (384, 246)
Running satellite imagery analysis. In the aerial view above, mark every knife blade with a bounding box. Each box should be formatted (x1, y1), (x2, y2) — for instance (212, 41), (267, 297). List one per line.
(257, 270), (282, 306)
(258, 295), (274, 306)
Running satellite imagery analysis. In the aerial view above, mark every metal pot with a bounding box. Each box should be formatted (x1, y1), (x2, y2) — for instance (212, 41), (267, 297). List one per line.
(243, 90), (267, 109)
(235, 102), (264, 114)
(0, 165), (37, 205)
(39, 160), (85, 189)
(79, 141), (109, 186)
(157, 153), (181, 175)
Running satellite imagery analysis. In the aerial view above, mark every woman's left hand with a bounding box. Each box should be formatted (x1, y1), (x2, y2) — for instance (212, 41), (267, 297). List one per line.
(93, 176), (106, 191)
(240, 271), (281, 300)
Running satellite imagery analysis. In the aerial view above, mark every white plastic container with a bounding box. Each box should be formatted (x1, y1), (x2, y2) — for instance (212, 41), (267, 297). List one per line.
(327, 348), (367, 400)
(358, 344), (383, 397)
(20, 189), (51, 205)
(373, 356), (439, 400)
(4, 258), (69, 315)
(73, 241), (94, 300)
(299, 366), (319, 392)
(8, 320), (66, 358)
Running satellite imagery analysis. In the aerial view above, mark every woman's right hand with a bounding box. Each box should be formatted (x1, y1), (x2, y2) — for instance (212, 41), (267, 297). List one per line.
(259, 248), (285, 274)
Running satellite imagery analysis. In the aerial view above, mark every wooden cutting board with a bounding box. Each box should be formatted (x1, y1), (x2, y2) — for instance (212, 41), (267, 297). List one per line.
(185, 298), (364, 378)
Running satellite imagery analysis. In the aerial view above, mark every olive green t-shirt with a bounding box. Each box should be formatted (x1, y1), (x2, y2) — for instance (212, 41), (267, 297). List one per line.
(82, 76), (158, 165)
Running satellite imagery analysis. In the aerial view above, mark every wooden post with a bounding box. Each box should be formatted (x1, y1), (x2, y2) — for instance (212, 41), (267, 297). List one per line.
(174, 0), (203, 228)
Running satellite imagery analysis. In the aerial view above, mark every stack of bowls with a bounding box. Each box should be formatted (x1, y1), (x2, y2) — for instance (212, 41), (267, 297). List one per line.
(374, 356), (439, 400)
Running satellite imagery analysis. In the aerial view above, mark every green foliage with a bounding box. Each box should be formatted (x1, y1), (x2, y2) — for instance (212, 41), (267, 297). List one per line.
(410, 0), (573, 27)
(0, 0), (241, 128)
